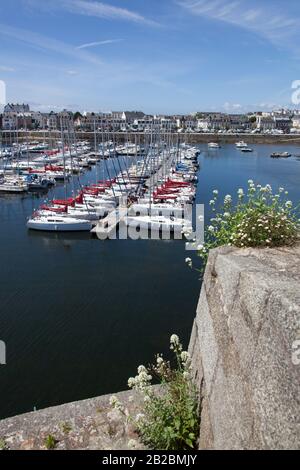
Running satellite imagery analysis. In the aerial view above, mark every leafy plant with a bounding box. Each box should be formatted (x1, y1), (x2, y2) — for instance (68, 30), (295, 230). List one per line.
(61, 422), (72, 434)
(124, 335), (199, 450)
(44, 434), (58, 450)
(192, 181), (299, 272)
(0, 438), (8, 451)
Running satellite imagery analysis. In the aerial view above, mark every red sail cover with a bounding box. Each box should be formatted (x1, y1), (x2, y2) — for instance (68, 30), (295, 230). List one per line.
(45, 165), (64, 172)
(29, 168), (44, 174)
(52, 198), (75, 207)
(40, 205), (67, 213)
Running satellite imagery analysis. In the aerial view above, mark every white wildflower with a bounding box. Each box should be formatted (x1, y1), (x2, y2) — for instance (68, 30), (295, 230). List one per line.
(138, 365), (147, 375)
(109, 395), (124, 412)
(224, 195), (232, 205)
(156, 356), (164, 366)
(213, 189), (219, 196)
(170, 334), (180, 346)
(128, 377), (136, 389)
(285, 201), (293, 209)
(181, 351), (190, 363)
(109, 395), (118, 407)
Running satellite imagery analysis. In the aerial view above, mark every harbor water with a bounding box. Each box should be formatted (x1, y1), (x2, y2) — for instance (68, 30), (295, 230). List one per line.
(0, 143), (300, 419)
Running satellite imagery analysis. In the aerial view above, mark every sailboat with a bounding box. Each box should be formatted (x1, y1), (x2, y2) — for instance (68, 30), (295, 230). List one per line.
(125, 129), (197, 235)
(125, 214), (192, 233)
(27, 119), (92, 232)
(27, 213), (92, 232)
(0, 177), (28, 193)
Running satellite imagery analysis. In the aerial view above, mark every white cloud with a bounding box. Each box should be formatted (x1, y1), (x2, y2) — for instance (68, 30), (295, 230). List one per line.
(0, 23), (103, 66)
(67, 70), (78, 75)
(76, 39), (123, 49)
(223, 102), (242, 111)
(25, 0), (160, 27)
(179, 0), (300, 51)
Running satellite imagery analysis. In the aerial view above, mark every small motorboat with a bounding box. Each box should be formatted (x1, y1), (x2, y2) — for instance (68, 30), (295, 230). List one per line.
(270, 152), (291, 158)
(236, 141), (248, 148)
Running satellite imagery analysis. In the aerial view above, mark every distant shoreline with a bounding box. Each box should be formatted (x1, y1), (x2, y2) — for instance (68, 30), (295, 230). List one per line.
(1, 130), (300, 145)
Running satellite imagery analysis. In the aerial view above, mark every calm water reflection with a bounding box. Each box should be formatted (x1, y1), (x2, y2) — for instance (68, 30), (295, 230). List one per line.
(0, 144), (299, 419)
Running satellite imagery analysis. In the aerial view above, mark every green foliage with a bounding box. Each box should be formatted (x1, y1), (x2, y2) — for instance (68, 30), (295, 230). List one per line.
(44, 434), (58, 450)
(0, 438), (8, 451)
(127, 335), (199, 450)
(73, 111), (83, 121)
(61, 422), (72, 434)
(196, 182), (299, 270)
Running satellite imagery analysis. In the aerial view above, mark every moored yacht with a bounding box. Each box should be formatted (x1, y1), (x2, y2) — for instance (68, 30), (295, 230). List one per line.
(0, 178), (28, 193)
(125, 214), (192, 234)
(27, 214), (92, 232)
(235, 141), (248, 148)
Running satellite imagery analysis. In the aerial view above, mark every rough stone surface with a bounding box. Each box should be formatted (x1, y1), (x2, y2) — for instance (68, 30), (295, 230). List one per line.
(0, 390), (146, 450)
(189, 244), (300, 450)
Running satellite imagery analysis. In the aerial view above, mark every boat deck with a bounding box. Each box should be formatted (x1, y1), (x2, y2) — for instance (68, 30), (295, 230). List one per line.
(91, 206), (128, 237)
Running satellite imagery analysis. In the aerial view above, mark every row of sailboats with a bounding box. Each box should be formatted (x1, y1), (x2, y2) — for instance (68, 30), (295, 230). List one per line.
(125, 143), (198, 234)
(3, 122), (200, 234)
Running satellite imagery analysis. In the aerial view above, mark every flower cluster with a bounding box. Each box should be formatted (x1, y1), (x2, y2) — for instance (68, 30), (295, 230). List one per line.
(109, 395), (125, 413)
(197, 182), (299, 270)
(126, 334), (199, 450)
(128, 365), (152, 392)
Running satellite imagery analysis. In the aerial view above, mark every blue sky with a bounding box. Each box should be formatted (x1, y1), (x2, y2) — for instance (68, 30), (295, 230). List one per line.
(0, 0), (300, 114)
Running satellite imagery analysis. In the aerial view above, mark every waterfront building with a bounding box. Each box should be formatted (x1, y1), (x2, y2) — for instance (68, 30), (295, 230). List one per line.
(274, 116), (292, 133)
(46, 112), (58, 130)
(257, 116), (276, 132)
(4, 103), (30, 113)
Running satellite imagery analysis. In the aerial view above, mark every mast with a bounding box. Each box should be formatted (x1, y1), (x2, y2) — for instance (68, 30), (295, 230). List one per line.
(60, 117), (67, 200)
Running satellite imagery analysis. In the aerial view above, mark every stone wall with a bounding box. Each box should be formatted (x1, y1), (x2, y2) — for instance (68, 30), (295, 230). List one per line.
(2, 130), (300, 145)
(189, 244), (300, 450)
(0, 390), (145, 450)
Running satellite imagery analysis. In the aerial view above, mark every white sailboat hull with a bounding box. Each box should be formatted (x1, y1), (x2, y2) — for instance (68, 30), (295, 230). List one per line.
(126, 215), (192, 233)
(27, 216), (92, 232)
